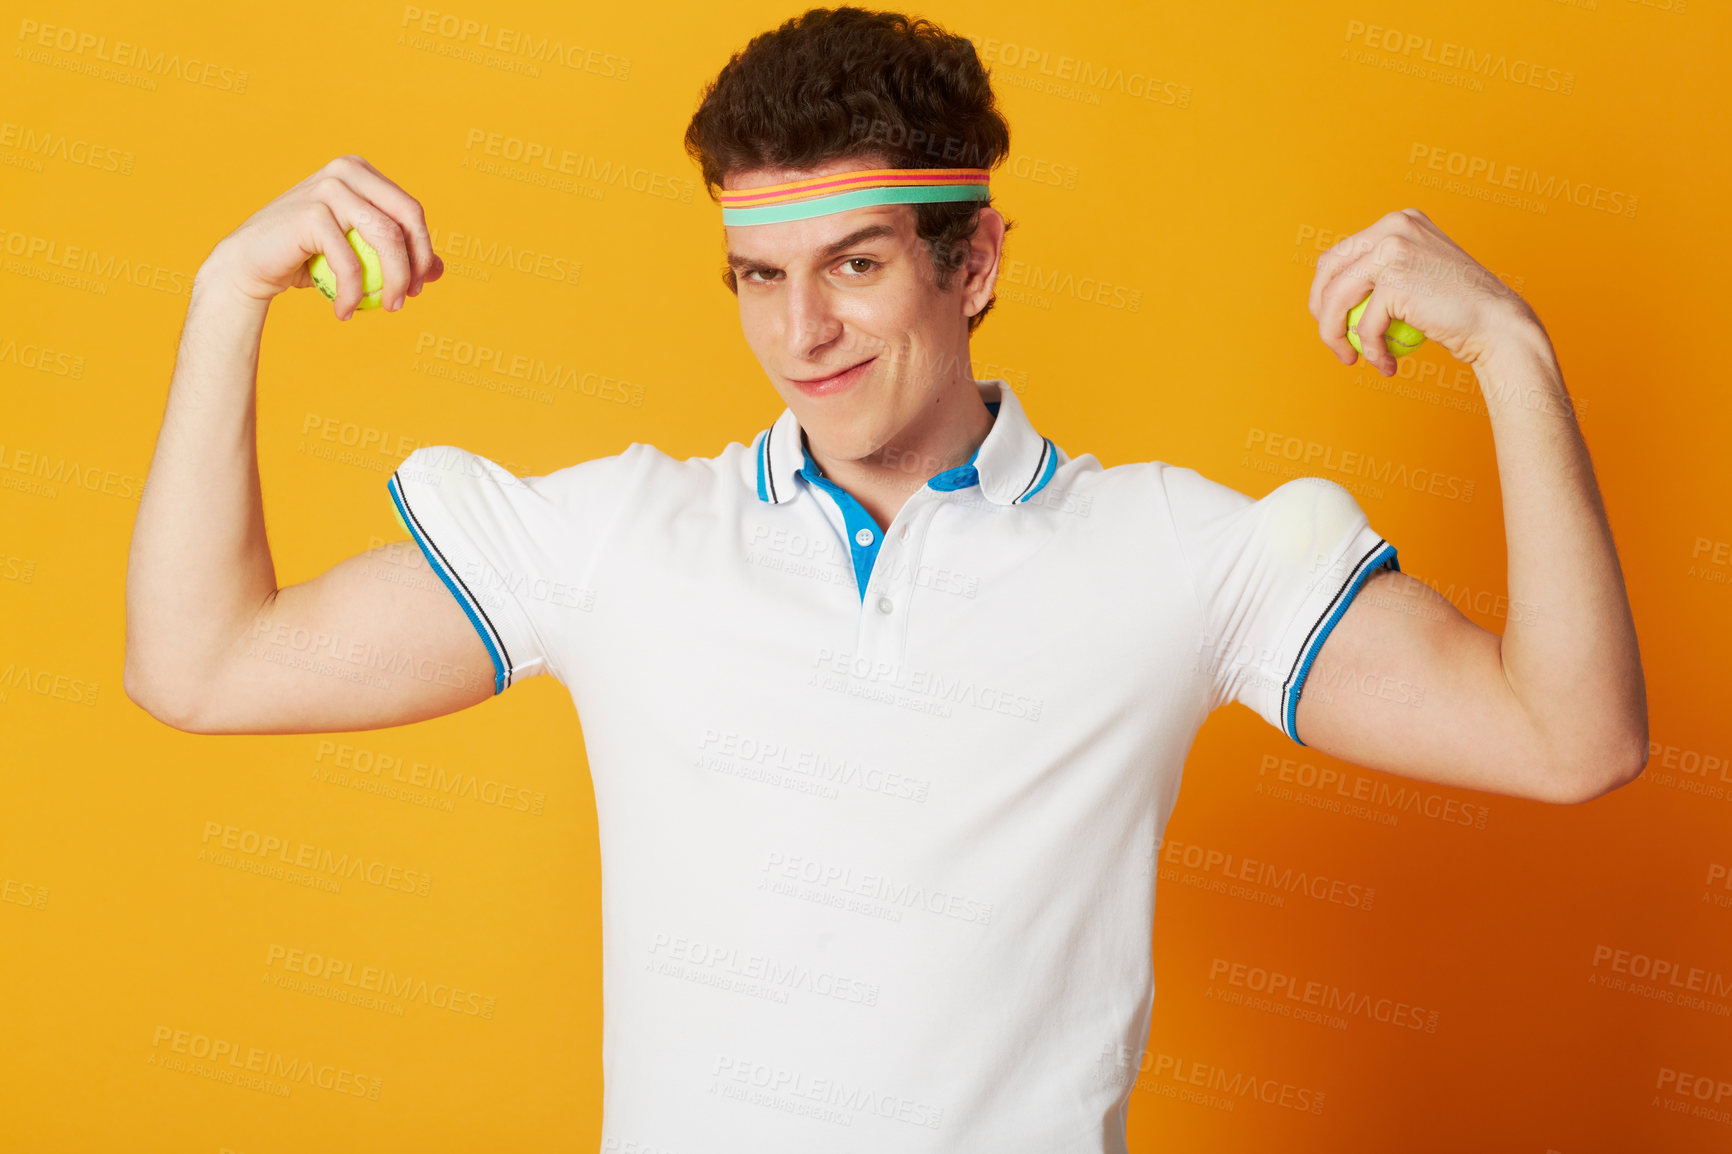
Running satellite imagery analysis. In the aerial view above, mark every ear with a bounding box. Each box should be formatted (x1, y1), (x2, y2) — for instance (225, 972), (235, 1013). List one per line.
(961, 207), (1006, 318)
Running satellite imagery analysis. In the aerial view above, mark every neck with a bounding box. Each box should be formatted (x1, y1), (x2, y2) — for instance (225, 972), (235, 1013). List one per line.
(804, 374), (995, 531)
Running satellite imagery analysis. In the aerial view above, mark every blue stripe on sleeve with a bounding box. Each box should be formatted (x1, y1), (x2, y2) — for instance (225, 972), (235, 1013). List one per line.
(1284, 541), (1399, 745)
(387, 472), (509, 696)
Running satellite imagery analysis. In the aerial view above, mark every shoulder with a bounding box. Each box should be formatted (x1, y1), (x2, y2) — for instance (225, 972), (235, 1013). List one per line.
(1034, 456), (1233, 520)
(1143, 461), (1365, 528)
(1068, 461), (1372, 570)
(401, 434), (775, 511)
(553, 434), (777, 510)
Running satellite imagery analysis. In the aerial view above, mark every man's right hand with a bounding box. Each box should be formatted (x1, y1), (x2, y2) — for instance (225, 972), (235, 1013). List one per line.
(200, 153), (445, 319)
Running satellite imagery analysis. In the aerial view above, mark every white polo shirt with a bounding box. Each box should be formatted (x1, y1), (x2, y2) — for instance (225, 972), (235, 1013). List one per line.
(385, 379), (1398, 1153)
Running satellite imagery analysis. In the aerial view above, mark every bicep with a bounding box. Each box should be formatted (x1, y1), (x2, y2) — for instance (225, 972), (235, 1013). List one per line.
(188, 540), (498, 734)
(1292, 568), (1564, 801)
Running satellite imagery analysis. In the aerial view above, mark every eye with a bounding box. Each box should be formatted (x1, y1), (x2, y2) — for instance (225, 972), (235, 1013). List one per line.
(839, 257), (878, 276)
(741, 268), (781, 285)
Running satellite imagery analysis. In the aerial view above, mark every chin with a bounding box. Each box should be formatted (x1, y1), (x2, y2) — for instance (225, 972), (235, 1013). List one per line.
(798, 410), (885, 463)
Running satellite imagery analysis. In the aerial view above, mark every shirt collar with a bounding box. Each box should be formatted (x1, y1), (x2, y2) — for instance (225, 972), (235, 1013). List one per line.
(754, 378), (1058, 507)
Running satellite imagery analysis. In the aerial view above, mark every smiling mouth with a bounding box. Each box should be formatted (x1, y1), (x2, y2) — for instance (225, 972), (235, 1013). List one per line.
(789, 357), (876, 390)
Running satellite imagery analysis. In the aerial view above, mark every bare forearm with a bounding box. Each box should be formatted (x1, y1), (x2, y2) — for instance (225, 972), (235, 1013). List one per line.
(124, 268), (278, 707)
(1477, 319), (1647, 786)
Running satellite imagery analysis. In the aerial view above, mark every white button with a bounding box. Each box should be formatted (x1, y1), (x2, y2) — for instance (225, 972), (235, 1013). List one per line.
(855, 527), (874, 546)
(877, 597), (894, 614)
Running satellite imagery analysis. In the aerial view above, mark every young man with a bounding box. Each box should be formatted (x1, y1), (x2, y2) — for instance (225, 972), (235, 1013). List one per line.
(124, 7), (1646, 1151)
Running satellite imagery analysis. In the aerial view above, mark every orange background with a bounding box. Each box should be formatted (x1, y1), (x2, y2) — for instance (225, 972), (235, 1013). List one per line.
(3, 1), (1729, 1151)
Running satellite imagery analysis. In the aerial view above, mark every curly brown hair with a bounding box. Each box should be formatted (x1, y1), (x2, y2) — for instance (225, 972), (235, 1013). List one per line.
(683, 6), (1014, 333)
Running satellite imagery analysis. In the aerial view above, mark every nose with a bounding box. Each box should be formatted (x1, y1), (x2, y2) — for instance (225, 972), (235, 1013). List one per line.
(784, 274), (843, 358)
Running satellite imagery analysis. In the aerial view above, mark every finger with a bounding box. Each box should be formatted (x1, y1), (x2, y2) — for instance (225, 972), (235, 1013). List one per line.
(351, 204), (413, 313)
(331, 155), (438, 301)
(1356, 290), (1397, 376)
(1400, 206), (1440, 235)
(1318, 262), (1376, 366)
(318, 177), (413, 314)
(307, 205), (363, 320)
(1306, 238), (1341, 323)
(1308, 212), (1416, 322)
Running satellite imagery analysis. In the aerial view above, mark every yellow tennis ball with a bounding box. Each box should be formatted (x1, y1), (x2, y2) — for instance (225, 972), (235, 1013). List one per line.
(307, 228), (384, 310)
(1347, 295), (1426, 358)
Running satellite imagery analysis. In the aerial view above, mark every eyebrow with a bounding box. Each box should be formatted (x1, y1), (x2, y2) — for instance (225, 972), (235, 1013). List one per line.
(726, 223), (898, 274)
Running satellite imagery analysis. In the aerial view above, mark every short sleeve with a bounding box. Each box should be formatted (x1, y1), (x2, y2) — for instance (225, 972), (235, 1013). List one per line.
(386, 444), (643, 695)
(1160, 466), (1400, 745)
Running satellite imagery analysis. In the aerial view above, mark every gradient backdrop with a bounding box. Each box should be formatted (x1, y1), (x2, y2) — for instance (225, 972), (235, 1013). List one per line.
(3, 1), (1728, 1151)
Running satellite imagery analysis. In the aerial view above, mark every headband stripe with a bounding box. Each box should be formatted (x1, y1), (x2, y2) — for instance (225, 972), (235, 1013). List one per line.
(721, 183), (991, 226)
(720, 167), (990, 208)
(721, 172), (988, 207)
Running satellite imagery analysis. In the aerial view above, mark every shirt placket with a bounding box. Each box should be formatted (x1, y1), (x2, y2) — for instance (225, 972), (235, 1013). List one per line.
(800, 478), (940, 675)
(855, 491), (942, 672)
(794, 419), (987, 673)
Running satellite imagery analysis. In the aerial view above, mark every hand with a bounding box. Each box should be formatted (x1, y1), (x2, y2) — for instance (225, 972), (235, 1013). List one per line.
(199, 154), (444, 320)
(1307, 208), (1541, 375)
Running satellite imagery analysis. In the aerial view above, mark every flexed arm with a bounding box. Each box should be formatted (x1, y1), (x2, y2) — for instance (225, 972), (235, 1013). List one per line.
(1289, 209), (1646, 804)
(123, 155), (507, 734)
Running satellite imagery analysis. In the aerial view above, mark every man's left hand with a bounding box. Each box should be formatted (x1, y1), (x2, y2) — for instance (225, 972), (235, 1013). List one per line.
(1307, 208), (1543, 376)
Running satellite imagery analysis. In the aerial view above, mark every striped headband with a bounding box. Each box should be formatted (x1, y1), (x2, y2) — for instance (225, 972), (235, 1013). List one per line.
(719, 167), (991, 225)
